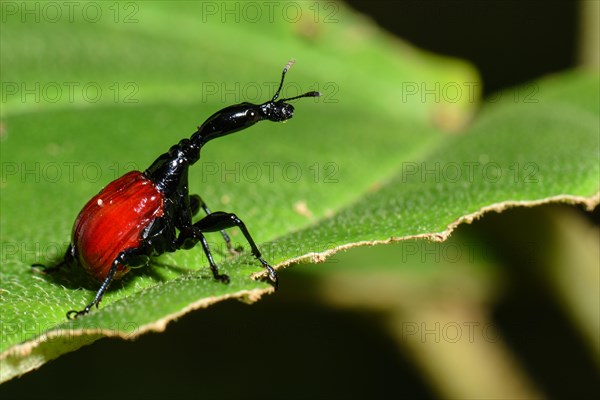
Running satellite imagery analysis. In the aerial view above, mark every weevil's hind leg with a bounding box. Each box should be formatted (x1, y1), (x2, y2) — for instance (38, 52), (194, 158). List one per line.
(66, 248), (142, 319)
(66, 263), (117, 320)
(191, 212), (278, 288)
(189, 194), (242, 255)
(32, 245), (75, 274)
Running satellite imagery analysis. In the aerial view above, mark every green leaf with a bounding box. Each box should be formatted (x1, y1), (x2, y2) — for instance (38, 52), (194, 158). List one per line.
(1, 1), (598, 382)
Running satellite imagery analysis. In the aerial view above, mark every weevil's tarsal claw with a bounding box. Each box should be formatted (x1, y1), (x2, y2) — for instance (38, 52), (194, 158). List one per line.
(67, 309), (86, 320)
(259, 261), (278, 290)
(32, 261), (66, 275)
(31, 263), (46, 272)
(214, 273), (231, 284)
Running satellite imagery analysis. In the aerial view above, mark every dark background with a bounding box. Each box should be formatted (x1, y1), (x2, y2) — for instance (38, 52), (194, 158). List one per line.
(2, 1), (593, 399)
(347, 0), (578, 95)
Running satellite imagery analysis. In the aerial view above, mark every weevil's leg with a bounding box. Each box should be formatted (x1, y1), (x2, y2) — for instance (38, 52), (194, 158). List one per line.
(189, 194), (241, 254)
(32, 244), (75, 274)
(189, 194), (202, 216)
(175, 227), (230, 283)
(66, 262), (117, 320)
(66, 248), (142, 319)
(191, 212), (277, 288)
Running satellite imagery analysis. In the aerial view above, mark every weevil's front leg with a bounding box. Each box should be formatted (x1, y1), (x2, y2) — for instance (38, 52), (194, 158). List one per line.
(189, 194), (241, 255)
(181, 211), (277, 287)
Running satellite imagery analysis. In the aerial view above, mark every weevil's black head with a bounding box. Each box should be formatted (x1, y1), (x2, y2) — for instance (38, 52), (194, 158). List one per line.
(258, 100), (295, 122)
(195, 60), (320, 145)
(258, 90), (320, 122)
(257, 60), (320, 122)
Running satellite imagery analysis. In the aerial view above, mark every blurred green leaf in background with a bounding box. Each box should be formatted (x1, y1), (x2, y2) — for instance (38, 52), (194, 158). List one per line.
(1, 1), (598, 398)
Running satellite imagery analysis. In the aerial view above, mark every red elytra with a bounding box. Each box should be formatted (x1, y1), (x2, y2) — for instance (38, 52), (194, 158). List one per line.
(72, 171), (164, 281)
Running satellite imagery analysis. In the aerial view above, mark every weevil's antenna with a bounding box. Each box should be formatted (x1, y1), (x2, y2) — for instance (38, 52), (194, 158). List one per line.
(272, 59), (321, 102)
(279, 91), (321, 102)
(272, 59), (296, 102)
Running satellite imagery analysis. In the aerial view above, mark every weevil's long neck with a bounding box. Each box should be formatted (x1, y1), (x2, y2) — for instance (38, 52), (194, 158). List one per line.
(144, 102), (263, 195)
(190, 102), (263, 147)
